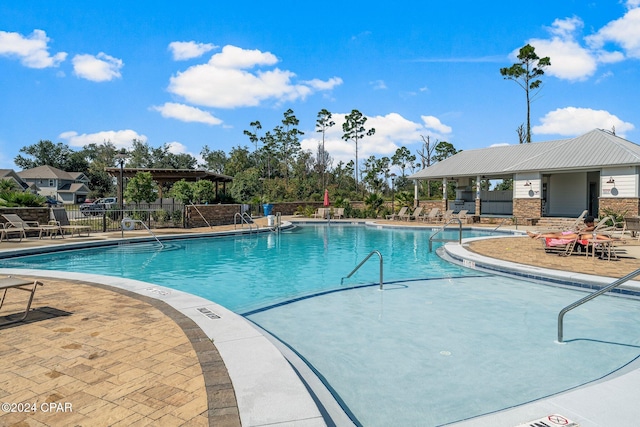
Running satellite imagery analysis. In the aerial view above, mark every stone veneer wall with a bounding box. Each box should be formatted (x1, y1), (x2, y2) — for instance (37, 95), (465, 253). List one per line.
(418, 200), (448, 212)
(512, 198), (542, 224)
(185, 204), (243, 228)
(598, 197), (640, 217)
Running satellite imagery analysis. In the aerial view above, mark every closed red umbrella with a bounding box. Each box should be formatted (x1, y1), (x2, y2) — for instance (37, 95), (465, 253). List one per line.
(323, 189), (330, 207)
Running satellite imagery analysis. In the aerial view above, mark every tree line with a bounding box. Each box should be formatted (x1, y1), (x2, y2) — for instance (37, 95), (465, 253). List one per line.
(13, 108), (461, 206)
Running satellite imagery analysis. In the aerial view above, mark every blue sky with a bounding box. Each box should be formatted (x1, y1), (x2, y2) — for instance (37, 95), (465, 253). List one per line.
(1, 0), (640, 173)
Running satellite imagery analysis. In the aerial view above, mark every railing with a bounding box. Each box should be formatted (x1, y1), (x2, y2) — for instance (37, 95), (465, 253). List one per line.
(234, 212), (255, 232)
(428, 218), (463, 252)
(120, 218), (165, 248)
(66, 204), (185, 232)
(493, 216), (517, 232)
(341, 250), (384, 290)
(557, 268), (640, 343)
(190, 203), (211, 228)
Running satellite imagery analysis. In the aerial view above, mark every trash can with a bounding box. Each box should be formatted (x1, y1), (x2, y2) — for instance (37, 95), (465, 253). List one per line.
(267, 215), (275, 227)
(263, 203), (273, 216)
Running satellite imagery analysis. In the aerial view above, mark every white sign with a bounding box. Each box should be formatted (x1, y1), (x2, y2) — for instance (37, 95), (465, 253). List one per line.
(515, 414), (579, 427)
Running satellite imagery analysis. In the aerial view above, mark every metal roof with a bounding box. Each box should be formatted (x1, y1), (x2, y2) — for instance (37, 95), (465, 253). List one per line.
(408, 129), (640, 180)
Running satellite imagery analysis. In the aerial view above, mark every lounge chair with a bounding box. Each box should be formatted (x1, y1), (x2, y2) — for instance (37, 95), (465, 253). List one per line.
(543, 235), (587, 256)
(1, 213), (61, 239)
(624, 216), (640, 241)
(333, 208), (344, 219)
(313, 208), (328, 219)
(408, 206), (425, 221)
(0, 276), (44, 326)
(0, 222), (24, 242)
(439, 209), (454, 223)
(421, 208), (441, 223)
(454, 210), (469, 223)
(386, 206), (408, 221)
(50, 208), (91, 237)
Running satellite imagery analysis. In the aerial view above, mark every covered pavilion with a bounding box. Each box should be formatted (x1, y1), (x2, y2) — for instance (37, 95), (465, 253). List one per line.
(407, 129), (640, 221)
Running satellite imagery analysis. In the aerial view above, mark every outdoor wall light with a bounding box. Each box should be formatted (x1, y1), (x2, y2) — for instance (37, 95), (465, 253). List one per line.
(523, 180), (531, 187)
(607, 177), (615, 184)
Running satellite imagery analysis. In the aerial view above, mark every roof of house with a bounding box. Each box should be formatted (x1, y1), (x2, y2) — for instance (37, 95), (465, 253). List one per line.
(17, 165), (79, 180)
(408, 129), (640, 180)
(57, 183), (89, 194)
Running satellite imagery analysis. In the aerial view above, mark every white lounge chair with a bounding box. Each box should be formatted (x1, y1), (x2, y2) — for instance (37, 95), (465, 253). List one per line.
(386, 206), (408, 221)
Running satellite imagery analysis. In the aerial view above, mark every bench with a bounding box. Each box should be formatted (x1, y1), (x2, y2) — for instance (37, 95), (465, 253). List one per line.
(0, 277), (44, 326)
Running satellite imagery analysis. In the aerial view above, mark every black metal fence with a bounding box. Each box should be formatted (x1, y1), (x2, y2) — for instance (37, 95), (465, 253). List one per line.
(66, 202), (185, 232)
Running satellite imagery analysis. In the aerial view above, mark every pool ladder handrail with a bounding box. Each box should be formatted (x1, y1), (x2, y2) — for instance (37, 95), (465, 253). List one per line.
(190, 203), (212, 228)
(341, 250), (384, 290)
(270, 212), (282, 232)
(428, 218), (462, 252)
(121, 219), (164, 248)
(557, 267), (640, 343)
(234, 212), (255, 232)
(492, 216), (518, 232)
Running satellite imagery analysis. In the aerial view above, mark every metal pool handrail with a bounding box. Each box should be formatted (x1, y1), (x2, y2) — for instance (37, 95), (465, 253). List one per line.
(341, 250), (384, 290)
(557, 267), (640, 343)
(234, 212), (254, 233)
(429, 218), (462, 252)
(121, 218), (164, 248)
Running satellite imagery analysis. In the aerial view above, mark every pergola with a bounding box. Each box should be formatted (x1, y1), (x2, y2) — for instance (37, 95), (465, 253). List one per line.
(105, 168), (233, 202)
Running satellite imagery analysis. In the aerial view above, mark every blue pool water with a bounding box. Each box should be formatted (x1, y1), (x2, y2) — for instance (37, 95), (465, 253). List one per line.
(2, 224), (639, 426)
(0, 225), (485, 312)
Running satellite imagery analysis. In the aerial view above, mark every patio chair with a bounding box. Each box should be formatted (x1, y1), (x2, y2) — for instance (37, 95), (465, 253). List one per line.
(50, 208), (91, 237)
(454, 210), (469, 223)
(623, 216), (640, 241)
(439, 209), (454, 223)
(421, 208), (441, 223)
(0, 276), (44, 326)
(1, 213), (60, 240)
(543, 235), (587, 256)
(333, 208), (344, 219)
(386, 206), (408, 221)
(408, 206), (425, 221)
(313, 208), (328, 219)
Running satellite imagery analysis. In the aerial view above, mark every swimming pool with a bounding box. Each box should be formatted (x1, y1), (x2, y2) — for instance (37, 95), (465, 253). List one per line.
(2, 224), (639, 426)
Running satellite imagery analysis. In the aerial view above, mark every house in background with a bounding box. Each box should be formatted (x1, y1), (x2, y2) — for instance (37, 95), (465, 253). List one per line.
(0, 169), (30, 191)
(17, 165), (90, 204)
(408, 129), (640, 222)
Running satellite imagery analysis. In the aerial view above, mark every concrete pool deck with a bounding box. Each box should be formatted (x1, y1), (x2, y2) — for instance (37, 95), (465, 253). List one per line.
(0, 219), (639, 426)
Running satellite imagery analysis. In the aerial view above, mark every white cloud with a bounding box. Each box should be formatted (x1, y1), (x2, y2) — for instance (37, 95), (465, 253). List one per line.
(0, 29), (66, 68)
(168, 41), (217, 60)
(300, 112), (452, 168)
(303, 77), (343, 90)
(151, 102), (223, 125)
(370, 80), (387, 90)
(166, 141), (188, 154)
(586, 7), (640, 59)
(168, 44), (342, 108)
(72, 52), (123, 82)
(532, 107), (634, 137)
(421, 115), (452, 135)
(59, 129), (147, 149)
(523, 17), (598, 81)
